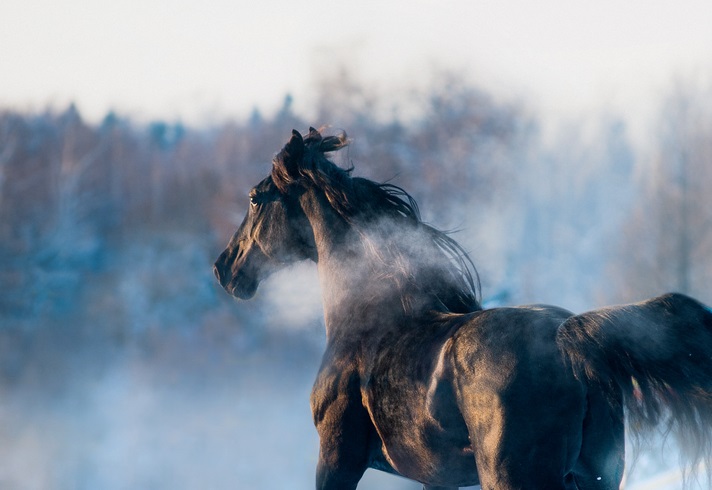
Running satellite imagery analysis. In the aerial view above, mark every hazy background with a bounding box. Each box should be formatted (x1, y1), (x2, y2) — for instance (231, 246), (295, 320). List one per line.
(1, 1), (712, 489)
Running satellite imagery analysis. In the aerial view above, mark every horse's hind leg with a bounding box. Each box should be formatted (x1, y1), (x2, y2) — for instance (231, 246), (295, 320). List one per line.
(467, 414), (579, 489)
(460, 388), (583, 490)
(571, 387), (625, 490)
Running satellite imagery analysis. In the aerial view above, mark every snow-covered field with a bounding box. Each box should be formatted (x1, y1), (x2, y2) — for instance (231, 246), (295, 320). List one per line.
(0, 336), (419, 490)
(0, 335), (705, 490)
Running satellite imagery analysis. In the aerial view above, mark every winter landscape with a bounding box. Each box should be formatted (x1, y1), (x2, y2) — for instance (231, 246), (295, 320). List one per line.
(2, 1), (712, 488)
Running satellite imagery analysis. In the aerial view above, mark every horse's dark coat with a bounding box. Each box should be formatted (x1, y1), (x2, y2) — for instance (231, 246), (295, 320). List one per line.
(214, 128), (712, 489)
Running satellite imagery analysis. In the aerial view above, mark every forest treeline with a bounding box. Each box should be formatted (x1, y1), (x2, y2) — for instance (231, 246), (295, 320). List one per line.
(1, 72), (711, 359)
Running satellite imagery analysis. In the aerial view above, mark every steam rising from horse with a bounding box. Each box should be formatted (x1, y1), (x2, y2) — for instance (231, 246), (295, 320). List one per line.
(214, 128), (712, 489)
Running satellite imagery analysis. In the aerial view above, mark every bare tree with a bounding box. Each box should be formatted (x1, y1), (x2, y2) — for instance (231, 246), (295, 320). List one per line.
(616, 79), (712, 303)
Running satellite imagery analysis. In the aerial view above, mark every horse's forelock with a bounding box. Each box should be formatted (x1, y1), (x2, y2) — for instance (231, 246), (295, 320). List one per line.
(304, 127), (349, 153)
(318, 132), (350, 153)
(272, 128), (350, 193)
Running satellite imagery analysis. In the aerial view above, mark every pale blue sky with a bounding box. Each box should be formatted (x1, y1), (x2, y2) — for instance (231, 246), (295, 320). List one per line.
(2, 0), (711, 135)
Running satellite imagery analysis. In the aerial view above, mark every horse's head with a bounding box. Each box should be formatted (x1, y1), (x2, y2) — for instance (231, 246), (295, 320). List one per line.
(213, 128), (345, 299)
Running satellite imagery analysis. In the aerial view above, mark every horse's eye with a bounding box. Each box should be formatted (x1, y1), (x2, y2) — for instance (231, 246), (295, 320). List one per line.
(249, 190), (262, 206)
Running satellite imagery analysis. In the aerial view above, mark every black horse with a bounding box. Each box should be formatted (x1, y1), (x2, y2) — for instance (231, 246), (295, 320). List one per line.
(214, 128), (712, 489)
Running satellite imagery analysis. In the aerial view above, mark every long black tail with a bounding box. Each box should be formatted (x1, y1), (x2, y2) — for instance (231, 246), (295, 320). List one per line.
(557, 293), (712, 471)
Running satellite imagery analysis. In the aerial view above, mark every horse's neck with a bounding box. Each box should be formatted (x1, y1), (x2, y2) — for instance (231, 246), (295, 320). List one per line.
(300, 190), (404, 338)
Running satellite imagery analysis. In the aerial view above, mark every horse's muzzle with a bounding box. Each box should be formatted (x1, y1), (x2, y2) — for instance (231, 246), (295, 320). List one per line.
(213, 250), (231, 290)
(212, 264), (223, 284)
(213, 250), (261, 300)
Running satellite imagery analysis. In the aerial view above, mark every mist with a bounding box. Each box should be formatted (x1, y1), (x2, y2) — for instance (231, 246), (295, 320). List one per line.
(1, 69), (711, 489)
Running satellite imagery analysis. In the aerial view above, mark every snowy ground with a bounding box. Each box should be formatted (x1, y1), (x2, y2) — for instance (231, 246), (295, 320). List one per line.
(0, 333), (419, 490)
(0, 332), (705, 490)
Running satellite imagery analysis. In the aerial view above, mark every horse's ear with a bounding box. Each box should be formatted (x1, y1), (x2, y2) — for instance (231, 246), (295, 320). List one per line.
(272, 129), (304, 191)
(286, 129), (304, 153)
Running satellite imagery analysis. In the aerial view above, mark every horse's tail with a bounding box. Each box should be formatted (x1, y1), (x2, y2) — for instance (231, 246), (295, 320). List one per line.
(557, 293), (712, 471)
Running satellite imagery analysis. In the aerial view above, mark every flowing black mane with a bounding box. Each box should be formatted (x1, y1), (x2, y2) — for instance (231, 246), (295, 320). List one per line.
(272, 128), (481, 314)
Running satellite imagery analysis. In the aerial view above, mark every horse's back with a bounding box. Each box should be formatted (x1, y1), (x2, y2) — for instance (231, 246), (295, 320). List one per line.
(450, 304), (574, 374)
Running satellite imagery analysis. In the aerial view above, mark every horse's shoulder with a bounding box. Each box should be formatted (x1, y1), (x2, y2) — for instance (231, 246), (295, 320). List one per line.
(310, 361), (364, 427)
